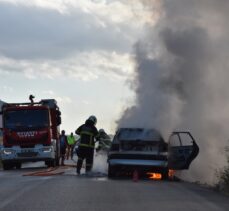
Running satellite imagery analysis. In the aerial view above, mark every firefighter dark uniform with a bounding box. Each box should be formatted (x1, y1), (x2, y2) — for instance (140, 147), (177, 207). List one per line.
(75, 116), (98, 174)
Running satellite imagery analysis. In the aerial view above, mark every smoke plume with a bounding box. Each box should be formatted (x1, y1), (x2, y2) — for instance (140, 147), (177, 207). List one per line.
(93, 152), (108, 174)
(117, 0), (229, 183)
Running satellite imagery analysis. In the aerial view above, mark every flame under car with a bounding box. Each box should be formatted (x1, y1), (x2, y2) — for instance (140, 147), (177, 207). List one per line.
(107, 128), (199, 180)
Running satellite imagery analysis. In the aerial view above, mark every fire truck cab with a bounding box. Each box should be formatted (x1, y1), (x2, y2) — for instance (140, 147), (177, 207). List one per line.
(0, 99), (61, 170)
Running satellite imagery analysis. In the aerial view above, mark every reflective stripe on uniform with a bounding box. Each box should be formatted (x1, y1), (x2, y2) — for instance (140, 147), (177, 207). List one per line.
(80, 131), (94, 136)
(79, 143), (94, 148)
(80, 131), (95, 148)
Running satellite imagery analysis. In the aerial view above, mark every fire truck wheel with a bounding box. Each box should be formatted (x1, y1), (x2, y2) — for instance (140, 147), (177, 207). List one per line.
(3, 162), (13, 170)
(45, 160), (56, 167)
(15, 163), (22, 169)
(55, 155), (60, 166)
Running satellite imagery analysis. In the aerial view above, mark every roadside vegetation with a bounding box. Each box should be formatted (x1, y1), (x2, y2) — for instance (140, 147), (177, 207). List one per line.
(217, 147), (229, 193)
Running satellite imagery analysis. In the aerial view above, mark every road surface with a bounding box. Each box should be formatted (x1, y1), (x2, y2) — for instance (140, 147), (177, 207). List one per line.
(0, 161), (228, 211)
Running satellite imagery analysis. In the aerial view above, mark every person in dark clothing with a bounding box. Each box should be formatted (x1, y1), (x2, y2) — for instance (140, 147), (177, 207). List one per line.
(59, 130), (68, 166)
(75, 115), (99, 175)
(96, 129), (111, 153)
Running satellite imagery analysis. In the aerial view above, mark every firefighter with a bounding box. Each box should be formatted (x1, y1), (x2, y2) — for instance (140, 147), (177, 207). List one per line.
(66, 132), (76, 160)
(59, 130), (68, 166)
(75, 115), (99, 175)
(96, 129), (111, 153)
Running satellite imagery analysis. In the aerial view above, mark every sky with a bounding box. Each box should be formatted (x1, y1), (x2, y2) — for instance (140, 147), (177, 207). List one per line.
(0, 0), (154, 134)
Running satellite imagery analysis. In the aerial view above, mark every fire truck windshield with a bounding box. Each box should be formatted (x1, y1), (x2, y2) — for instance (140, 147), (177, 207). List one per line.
(4, 109), (49, 129)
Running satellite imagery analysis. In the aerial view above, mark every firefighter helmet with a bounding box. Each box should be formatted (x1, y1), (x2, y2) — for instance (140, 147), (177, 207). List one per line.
(99, 129), (105, 133)
(88, 115), (97, 125)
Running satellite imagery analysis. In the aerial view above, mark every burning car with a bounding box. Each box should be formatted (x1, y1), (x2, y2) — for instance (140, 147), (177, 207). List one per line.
(107, 128), (199, 179)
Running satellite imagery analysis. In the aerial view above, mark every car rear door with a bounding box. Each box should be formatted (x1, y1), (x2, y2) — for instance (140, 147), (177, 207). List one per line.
(168, 131), (199, 170)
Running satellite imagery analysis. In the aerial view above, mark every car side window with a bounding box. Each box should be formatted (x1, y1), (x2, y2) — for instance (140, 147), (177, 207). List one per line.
(169, 134), (181, 147)
(178, 133), (193, 146)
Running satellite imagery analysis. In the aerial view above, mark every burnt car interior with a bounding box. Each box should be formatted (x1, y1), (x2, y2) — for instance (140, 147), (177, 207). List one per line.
(108, 128), (199, 178)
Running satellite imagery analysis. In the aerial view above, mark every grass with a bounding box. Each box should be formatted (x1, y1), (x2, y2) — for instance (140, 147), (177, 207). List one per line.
(217, 147), (229, 193)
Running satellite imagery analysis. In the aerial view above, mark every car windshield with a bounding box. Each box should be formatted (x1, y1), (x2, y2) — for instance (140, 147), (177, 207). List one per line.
(117, 128), (163, 141)
(120, 140), (160, 152)
(115, 128), (165, 152)
(4, 109), (49, 129)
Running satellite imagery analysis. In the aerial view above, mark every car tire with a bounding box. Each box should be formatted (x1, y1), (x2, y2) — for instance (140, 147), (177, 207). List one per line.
(108, 164), (115, 178)
(161, 168), (169, 180)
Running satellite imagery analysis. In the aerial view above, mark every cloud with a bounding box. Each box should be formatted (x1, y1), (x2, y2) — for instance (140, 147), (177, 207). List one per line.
(55, 96), (72, 104)
(42, 90), (55, 95)
(0, 0), (154, 82)
(0, 0), (152, 60)
(82, 100), (91, 105)
(0, 0), (154, 24)
(0, 0), (68, 13)
(1, 85), (14, 92)
(0, 51), (134, 81)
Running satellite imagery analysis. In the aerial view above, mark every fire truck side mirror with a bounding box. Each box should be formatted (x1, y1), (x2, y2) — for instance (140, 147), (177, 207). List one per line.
(56, 110), (61, 126)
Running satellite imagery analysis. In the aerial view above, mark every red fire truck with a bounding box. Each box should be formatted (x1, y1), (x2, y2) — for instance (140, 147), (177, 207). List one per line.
(0, 99), (61, 170)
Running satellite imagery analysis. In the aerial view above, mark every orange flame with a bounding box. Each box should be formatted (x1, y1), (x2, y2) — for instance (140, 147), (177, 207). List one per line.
(147, 172), (162, 180)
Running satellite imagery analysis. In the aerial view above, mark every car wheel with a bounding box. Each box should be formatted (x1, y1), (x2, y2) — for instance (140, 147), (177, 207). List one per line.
(161, 169), (169, 180)
(108, 164), (115, 178)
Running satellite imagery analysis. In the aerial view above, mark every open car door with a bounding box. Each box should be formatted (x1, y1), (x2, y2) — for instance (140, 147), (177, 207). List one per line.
(168, 131), (199, 170)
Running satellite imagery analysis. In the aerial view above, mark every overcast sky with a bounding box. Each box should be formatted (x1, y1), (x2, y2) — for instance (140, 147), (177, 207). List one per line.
(0, 0), (154, 134)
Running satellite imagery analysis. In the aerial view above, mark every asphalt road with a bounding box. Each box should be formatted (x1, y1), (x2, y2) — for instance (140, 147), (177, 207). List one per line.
(0, 162), (229, 211)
